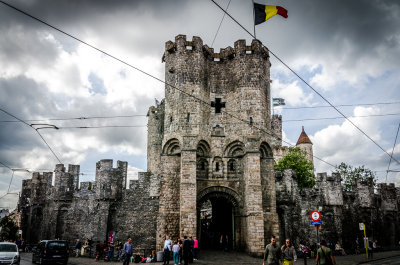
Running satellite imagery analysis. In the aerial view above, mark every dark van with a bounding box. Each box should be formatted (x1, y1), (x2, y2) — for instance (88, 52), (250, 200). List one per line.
(32, 240), (69, 265)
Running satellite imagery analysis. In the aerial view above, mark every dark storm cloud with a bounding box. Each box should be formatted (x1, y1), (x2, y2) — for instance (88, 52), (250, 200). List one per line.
(0, 76), (58, 118)
(0, 0), (399, 209)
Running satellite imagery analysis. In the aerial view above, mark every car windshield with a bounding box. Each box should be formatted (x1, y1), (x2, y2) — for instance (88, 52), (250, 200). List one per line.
(48, 242), (67, 250)
(0, 244), (17, 252)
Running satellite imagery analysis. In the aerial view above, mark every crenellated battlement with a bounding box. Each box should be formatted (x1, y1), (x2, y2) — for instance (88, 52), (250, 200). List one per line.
(163, 35), (269, 63)
(316, 172), (341, 183)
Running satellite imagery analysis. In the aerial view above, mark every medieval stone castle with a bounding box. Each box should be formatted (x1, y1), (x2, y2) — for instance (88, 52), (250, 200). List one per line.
(18, 35), (399, 256)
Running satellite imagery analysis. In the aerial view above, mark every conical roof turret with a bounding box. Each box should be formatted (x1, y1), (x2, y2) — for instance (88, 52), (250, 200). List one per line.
(296, 126), (312, 145)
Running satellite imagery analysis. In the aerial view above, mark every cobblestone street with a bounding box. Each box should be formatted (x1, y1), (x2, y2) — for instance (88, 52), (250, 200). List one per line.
(20, 250), (400, 265)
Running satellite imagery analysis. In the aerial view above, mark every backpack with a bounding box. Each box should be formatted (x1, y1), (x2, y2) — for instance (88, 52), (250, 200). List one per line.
(319, 247), (333, 265)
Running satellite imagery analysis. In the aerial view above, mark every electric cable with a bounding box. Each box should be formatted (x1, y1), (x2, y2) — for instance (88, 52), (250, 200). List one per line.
(0, 114), (147, 123)
(1, 112), (399, 124)
(0, 161), (12, 170)
(209, 0), (400, 165)
(385, 122), (400, 183)
(0, 107), (62, 164)
(283, 113), (400, 122)
(211, 0), (231, 48)
(0, 0), (394, 168)
(280, 101), (400, 110)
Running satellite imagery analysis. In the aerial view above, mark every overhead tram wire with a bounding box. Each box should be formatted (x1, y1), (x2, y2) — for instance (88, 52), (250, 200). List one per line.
(0, 1), (336, 169)
(60, 125), (147, 129)
(0, 161), (12, 171)
(0, 114), (147, 123)
(0, 1), (396, 170)
(385, 122), (400, 183)
(43, 111), (400, 128)
(281, 101), (400, 110)
(3, 112), (400, 126)
(209, 0), (400, 166)
(0, 108), (62, 164)
(211, 0), (232, 48)
(283, 113), (400, 122)
(1, 105), (399, 123)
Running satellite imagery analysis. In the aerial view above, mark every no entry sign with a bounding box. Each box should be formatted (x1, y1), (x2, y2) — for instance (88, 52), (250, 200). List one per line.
(310, 210), (321, 221)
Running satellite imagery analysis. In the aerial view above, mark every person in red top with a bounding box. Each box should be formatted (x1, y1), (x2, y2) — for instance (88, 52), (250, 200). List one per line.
(193, 237), (199, 260)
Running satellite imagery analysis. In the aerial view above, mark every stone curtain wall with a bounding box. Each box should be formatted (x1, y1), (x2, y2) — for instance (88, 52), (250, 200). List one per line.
(18, 35), (400, 256)
(275, 169), (400, 250)
(18, 160), (159, 252)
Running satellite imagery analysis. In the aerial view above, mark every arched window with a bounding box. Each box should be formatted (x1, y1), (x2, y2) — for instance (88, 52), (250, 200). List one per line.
(197, 140), (211, 179)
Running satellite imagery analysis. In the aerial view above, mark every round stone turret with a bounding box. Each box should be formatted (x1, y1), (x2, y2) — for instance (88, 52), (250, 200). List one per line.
(296, 126), (313, 165)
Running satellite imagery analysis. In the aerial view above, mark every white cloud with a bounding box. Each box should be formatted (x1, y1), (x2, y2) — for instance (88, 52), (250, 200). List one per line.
(312, 106), (384, 173)
(271, 79), (314, 109)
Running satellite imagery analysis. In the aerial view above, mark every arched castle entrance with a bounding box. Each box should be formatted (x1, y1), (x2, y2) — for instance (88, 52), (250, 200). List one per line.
(197, 186), (242, 250)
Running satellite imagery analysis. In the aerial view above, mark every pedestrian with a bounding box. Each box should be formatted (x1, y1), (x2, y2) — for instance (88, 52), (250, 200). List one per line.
(189, 236), (194, 263)
(182, 236), (191, 265)
(123, 238), (133, 265)
(178, 237), (183, 264)
(103, 241), (109, 261)
(316, 239), (336, 265)
(82, 238), (89, 256)
(107, 241), (115, 261)
(172, 240), (180, 265)
(335, 241), (346, 256)
(95, 240), (101, 262)
(115, 240), (122, 260)
(368, 240), (373, 259)
(300, 242), (309, 265)
(163, 235), (172, 265)
(281, 238), (297, 265)
(355, 237), (360, 254)
(263, 235), (281, 265)
(75, 239), (82, 257)
(193, 237), (198, 260)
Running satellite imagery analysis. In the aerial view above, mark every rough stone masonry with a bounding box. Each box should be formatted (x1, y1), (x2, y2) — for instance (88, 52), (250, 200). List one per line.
(18, 35), (399, 257)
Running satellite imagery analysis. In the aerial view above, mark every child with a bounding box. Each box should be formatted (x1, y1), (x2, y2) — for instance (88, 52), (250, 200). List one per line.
(172, 241), (180, 265)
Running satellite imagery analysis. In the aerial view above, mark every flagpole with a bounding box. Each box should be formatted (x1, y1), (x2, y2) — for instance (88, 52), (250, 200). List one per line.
(252, 0), (256, 39)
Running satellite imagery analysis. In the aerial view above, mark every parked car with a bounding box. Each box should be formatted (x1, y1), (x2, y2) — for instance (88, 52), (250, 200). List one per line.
(32, 240), (69, 265)
(0, 242), (20, 265)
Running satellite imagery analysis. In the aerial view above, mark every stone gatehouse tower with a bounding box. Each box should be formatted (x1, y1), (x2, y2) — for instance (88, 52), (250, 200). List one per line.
(17, 34), (400, 256)
(147, 35), (281, 255)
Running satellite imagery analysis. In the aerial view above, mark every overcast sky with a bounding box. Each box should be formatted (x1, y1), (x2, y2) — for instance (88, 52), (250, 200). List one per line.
(1, 0), (399, 209)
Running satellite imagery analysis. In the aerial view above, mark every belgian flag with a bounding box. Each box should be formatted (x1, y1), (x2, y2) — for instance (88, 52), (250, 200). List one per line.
(254, 3), (288, 25)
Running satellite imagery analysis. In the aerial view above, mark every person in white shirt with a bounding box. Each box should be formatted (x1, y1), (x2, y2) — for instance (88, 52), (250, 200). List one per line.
(163, 235), (172, 265)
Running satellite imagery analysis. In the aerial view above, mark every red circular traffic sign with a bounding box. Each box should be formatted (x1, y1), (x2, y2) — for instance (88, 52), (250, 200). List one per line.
(310, 210), (321, 221)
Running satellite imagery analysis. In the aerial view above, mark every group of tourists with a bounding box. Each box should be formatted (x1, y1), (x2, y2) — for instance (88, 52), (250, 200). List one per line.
(74, 235), (199, 264)
(116, 237), (157, 264)
(263, 236), (336, 265)
(163, 235), (199, 265)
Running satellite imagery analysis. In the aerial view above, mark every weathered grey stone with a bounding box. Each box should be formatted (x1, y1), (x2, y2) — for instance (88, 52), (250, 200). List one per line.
(18, 35), (399, 257)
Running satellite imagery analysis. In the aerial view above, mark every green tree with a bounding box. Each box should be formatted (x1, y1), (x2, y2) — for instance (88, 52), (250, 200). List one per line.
(275, 147), (315, 188)
(0, 216), (18, 241)
(334, 162), (377, 191)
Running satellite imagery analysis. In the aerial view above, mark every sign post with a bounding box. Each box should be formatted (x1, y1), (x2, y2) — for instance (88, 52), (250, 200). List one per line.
(311, 210), (321, 244)
(360, 223), (368, 259)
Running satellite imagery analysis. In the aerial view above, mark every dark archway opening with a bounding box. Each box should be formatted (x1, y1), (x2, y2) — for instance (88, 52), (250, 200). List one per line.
(199, 196), (234, 251)
(55, 209), (67, 239)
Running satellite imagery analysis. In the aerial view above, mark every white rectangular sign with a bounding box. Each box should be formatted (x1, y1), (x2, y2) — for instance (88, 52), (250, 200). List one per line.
(359, 223), (364, 230)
